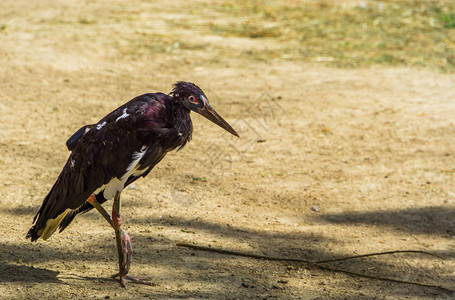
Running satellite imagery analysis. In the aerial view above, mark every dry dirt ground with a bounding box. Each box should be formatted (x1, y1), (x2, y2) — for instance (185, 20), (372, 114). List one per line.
(1, 1), (454, 299)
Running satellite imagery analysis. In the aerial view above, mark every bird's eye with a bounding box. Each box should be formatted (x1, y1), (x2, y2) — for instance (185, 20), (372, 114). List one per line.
(188, 96), (198, 104)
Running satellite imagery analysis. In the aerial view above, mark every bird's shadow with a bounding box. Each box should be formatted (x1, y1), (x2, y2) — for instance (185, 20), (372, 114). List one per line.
(0, 262), (61, 283)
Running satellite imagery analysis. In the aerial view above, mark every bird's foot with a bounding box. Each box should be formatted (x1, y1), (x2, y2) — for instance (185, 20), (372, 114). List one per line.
(112, 231), (152, 287)
(120, 231), (133, 275)
(111, 273), (153, 287)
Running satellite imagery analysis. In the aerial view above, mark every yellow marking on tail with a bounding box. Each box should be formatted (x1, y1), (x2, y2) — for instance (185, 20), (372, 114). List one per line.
(37, 208), (72, 240)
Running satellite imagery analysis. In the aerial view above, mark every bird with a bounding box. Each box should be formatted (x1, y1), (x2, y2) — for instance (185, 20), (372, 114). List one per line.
(26, 81), (239, 286)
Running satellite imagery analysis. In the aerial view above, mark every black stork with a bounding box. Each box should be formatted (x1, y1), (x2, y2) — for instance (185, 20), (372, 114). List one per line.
(26, 82), (238, 286)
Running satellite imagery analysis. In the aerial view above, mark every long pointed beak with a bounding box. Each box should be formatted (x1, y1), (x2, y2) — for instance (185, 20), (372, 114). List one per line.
(197, 97), (239, 137)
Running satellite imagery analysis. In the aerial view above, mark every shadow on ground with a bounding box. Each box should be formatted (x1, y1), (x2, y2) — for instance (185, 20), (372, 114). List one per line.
(318, 206), (455, 237)
(0, 262), (61, 283)
(2, 204), (454, 297)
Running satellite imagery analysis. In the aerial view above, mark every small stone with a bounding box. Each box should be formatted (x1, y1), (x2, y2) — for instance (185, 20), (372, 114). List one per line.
(311, 206), (320, 212)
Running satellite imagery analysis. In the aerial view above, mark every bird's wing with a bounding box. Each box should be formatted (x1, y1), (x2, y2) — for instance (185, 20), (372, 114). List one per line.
(27, 93), (173, 241)
(66, 124), (94, 151)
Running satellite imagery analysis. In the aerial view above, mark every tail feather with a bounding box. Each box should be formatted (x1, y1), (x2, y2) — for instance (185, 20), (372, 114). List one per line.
(26, 205), (72, 242)
(58, 193), (108, 233)
(26, 186), (62, 241)
(26, 171), (96, 242)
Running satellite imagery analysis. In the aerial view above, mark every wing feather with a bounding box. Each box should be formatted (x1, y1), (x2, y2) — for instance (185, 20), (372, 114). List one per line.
(27, 93), (173, 241)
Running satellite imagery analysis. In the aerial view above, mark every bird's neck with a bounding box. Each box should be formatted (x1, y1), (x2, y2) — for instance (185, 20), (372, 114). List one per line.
(172, 100), (193, 142)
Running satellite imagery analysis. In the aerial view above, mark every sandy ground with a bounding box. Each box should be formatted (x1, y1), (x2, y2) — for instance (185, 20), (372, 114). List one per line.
(1, 0), (454, 299)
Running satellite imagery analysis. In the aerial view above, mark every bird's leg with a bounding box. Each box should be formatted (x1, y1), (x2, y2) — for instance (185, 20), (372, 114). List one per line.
(87, 194), (151, 287)
(87, 195), (114, 228)
(111, 191), (130, 286)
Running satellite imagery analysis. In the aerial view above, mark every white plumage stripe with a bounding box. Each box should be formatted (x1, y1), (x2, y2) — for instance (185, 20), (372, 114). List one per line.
(125, 146), (148, 175)
(115, 108), (130, 122)
(95, 146), (148, 200)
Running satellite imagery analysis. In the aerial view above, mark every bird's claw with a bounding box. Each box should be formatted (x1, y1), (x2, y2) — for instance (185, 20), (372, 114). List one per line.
(111, 231), (152, 287)
(111, 273), (153, 287)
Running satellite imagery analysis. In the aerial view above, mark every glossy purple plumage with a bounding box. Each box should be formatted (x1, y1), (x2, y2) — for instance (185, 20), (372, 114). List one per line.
(27, 89), (194, 241)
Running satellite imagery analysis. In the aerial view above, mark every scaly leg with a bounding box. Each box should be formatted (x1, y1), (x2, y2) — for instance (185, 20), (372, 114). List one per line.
(87, 194), (151, 287)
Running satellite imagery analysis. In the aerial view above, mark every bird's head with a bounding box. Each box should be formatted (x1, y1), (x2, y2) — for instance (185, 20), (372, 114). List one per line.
(171, 81), (239, 137)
